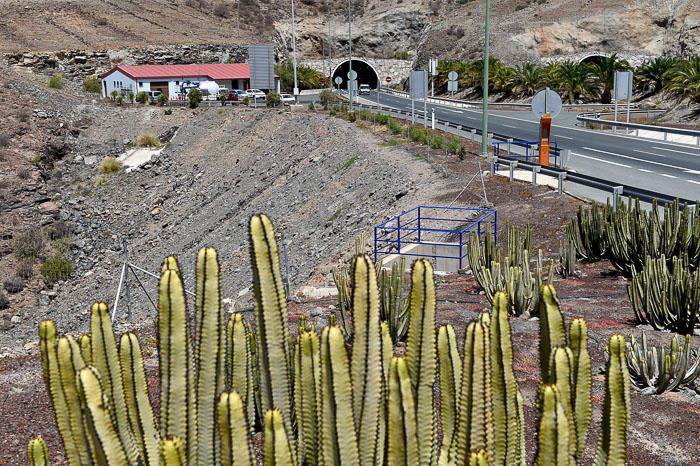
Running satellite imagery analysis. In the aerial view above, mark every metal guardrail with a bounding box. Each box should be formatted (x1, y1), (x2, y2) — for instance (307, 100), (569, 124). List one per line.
(354, 101), (697, 208)
(577, 110), (700, 145)
(492, 140), (560, 166)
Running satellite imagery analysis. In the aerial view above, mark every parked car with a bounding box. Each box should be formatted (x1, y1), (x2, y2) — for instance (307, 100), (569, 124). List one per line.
(246, 89), (266, 100)
(280, 94), (295, 105)
(147, 90), (162, 103)
(227, 89), (247, 101)
(359, 84), (371, 95)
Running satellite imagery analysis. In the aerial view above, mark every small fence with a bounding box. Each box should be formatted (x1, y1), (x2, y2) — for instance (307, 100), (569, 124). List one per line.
(492, 140), (560, 166)
(374, 206), (497, 271)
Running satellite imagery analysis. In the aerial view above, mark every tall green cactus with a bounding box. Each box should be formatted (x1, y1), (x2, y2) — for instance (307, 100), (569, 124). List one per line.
(78, 334), (92, 365)
(535, 384), (574, 466)
(405, 259), (438, 466)
(594, 335), (631, 466)
(226, 313), (255, 430)
(264, 409), (296, 466)
(490, 292), (525, 465)
(438, 324), (462, 462)
(218, 391), (254, 466)
(468, 450), (489, 466)
(569, 318), (592, 458)
(27, 437), (49, 466)
(450, 320), (493, 464)
(250, 214), (295, 437)
(294, 329), (321, 466)
(548, 346), (577, 459)
(539, 284), (567, 383)
(387, 356), (419, 466)
(160, 437), (187, 465)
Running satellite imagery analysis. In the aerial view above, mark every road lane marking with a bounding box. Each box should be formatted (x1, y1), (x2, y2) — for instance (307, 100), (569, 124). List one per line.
(660, 174), (678, 179)
(638, 168), (653, 173)
(633, 149), (666, 158)
(556, 135), (573, 140)
(652, 146), (700, 156)
(503, 124), (517, 128)
(582, 147), (692, 172)
(688, 180), (700, 185)
(571, 152), (631, 168)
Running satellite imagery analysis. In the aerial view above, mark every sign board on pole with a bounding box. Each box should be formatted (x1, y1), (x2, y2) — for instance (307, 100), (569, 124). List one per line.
(447, 80), (458, 93)
(347, 70), (358, 81)
(531, 87), (563, 119)
(447, 71), (458, 81)
(614, 71), (633, 101)
(429, 58), (439, 76)
(409, 70), (428, 100)
(334, 76), (343, 85)
(248, 44), (275, 90)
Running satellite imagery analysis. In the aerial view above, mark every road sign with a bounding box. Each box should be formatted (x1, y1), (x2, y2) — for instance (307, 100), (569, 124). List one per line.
(334, 76), (343, 85)
(614, 71), (633, 101)
(448, 71), (458, 81)
(347, 70), (358, 80)
(386, 76), (392, 83)
(429, 58), (439, 76)
(447, 80), (458, 92)
(531, 88), (563, 119)
(248, 44), (275, 90)
(409, 70), (428, 99)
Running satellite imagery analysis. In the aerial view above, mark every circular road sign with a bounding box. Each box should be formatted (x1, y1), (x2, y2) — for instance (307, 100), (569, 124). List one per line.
(386, 76), (392, 83)
(447, 71), (458, 81)
(334, 76), (343, 85)
(347, 70), (358, 80)
(531, 88), (563, 119)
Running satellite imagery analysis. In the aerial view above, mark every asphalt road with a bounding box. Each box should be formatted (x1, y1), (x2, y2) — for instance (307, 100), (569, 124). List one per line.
(370, 91), (700, 201)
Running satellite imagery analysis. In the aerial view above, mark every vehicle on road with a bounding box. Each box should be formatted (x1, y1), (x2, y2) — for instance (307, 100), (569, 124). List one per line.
(359, 84), (371, 95)
(280, 94), (295, 105)
(227, 89), (246, 102)
(246, 89), (266, 100)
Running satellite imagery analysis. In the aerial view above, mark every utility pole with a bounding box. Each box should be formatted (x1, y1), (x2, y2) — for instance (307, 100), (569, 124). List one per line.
(481, 0), (491, 157)
(291, 0), (299, 101)
(347, 0), (353, 112)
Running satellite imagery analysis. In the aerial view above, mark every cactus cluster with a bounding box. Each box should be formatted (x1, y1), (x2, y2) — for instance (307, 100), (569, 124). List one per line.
(467, 224), (554, 317)
(558, 239), (578, 278)
(627, 332), (700, 394)
(31, 214), (631, 466)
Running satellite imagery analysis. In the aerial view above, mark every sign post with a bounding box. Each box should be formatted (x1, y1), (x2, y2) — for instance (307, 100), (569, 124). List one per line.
(614, 70), (633, 131)
(447, 71), (458, 97)
(347, 70), (357, 104)
(409, 70), (427, 126)
(531, 88), (562, 166)
(248, 44), (275, 91)
(334, 76), (342, 94)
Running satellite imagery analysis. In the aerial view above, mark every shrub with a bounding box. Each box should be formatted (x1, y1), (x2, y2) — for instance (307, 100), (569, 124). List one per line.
(446, 138), (465, 157)
(110, 90), (119, 99)
(242, 96), (250, 106)
(408, 125), (428, 144)
(375, 113), (389, 125)
(3, 277), (25, 294)
(157, 93), (168, 105)
(46, 220), (73, 240)
(189, 88), (203, 108)
(164, 109), (173, 115)
(137, 132), (161, 147)
(428, 133), (444, 150)
(12, 229), (44, 259)
(213, 1), (229, 17)
(48, 73), (64, 90)
(17, 107), (31, 122)
(41, 253), (75, 283)
(16, 260), (34, 280)
(308, 101), (316, 111)
(127, 91), (135, 102)
(0, 291), (8, 310)
(319, 89), (335, 109)
(266, 91), (281, 108)
(16, 167), (31, 179)
(116, 95), (125, 106)
(94, 175), (108, 186)
(83, 75), (101, 94)
(99, 156), (122, 174)
(136, 91), (151, 104)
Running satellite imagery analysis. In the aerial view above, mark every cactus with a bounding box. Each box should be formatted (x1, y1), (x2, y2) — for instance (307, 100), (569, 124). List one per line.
(628, 254), (700, 334)
(264, 409), (297, 466)
(468, 450), (489, 466)
(548, 346), (577, 459)
(405, 259), (438, 465)
(450, 320), (493, 464)
(218, 391), (254, 466)
(226, 313), (255, 430)
(294, 329), (320, 466)
(160, 437), (187, 465)
(558, 239), (578, 278)
(490, 292), (525, 465)
(250, 214), (296, 437)
(627, 332), (700, 394)
(387, 356), (419, 466)
(376, 256), (410, 342)
(27, 437), (49, 466)
(567, 201), (609, 261)
(535, 384), (574, 466)
(569, 319), (592, 458)
(438, 324), (462, 461)
(506, 224), (532, 268)
(594, 335), (631, 466)
(78, 334), (92, 365)
(539, 284), (567, 383)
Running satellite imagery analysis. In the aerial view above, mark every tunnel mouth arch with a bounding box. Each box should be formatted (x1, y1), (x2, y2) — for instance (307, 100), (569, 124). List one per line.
(331, 59), (380, 90)
(579, 54), (608, 65)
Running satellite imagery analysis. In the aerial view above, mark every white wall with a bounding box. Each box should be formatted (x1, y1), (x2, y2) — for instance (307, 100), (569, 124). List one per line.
(101, 70), (136, 98)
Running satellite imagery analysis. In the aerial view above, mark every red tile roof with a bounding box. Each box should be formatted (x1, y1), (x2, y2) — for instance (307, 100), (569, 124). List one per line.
(99, 64), (251, 80)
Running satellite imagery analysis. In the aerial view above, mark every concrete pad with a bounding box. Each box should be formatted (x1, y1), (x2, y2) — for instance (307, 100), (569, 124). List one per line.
(117, 147), (163, 172)
(495, 169), (560, 190)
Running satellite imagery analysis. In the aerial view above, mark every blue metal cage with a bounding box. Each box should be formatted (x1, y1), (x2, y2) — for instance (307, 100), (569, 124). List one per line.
(373, 206), (497, 271)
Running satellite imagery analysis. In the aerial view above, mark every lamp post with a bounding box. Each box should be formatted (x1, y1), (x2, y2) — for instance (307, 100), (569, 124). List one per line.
(291, 0), (299, 102)
(347, 0), (353, 112)
(481, 0), (491, 157)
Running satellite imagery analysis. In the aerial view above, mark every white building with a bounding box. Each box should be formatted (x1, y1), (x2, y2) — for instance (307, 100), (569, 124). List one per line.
(99, 63), (279, 100)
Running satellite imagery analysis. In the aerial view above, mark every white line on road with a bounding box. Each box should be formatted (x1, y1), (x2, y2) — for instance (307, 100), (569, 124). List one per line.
(633, 149), (666, 158)
(688, 180), (700, 185)
(652, 146), (700, 156)
(571, 152), (631, 168)
(582, 147), (692, 172)
(638, 168), (653, 173)
(503, 124), (517, 128)
(660, 174), (678, 179)
(556, 135), (573, 140)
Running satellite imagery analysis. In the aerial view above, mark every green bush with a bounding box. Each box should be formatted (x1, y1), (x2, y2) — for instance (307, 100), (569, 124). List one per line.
(266, 91), (281, 108)
(110, 90), (119, 99)
(189, 88), (203, 109)
(83, 75), (101, 94)
(41, 253), (74, 283)
(164, 108), (173, 115)
(429, 133), (444, 150)
(308, 101), (316, 111)
(135, 91), (150, 104)
(99, 156), (123, 174)
(16, 260), (34, 280)
(408, 125), (428, 144)
(388, 117), (403, 135)
(116, 95), (124, 106)
(3, 277), (24, 293)
(157, 93), (168, 105)
(447, 138), (465, 157)
(242, 96), (250, 107)
(375, 113), (389, 125)
(48, 73), (64, 89)
(137, 132), (161, 147)
(12, 229), (44, 259)
(319, 89), (335, 109)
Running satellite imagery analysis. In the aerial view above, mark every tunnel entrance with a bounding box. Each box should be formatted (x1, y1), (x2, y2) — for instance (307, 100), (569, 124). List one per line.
(580, 54), (607, 65)
(331, 59), (380, 90)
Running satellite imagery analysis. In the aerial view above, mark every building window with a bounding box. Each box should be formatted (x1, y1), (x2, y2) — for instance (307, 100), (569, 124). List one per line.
(175, 81), (179, 85)
(139, 82), (144, 88)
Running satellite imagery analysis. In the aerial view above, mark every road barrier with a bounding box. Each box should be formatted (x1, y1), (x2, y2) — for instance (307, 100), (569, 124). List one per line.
(577, 110), (700, 146)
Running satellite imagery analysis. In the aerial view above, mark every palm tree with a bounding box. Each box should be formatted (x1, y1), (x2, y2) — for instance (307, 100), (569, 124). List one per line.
(664, 56), (700, 102)
(592, 54), (630, 104)
(510, 63), (545, 97)
(635, 57), (676, 97)
(549, 60), (599, 104)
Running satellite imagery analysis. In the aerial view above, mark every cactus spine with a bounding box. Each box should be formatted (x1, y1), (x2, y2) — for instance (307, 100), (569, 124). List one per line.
(250, 214), (295, 437)
(535, 384), (574, 466)
(594, 335), (631, 466)
(490, 292), (525, 465)
(569, 318), (592, 458)
(539, 285), (567, 383)
(438, 324), (462, 461)
(27, 437), (49, 466)
(217, 391), (254, 466)
(387, 356), (419, 466)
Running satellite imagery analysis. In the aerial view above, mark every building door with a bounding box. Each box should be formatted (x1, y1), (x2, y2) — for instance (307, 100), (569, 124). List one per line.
(150, 81), (169, 99)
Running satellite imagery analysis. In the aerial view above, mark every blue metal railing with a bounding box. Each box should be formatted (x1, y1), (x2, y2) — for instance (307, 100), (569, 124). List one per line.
(492, 140), (560, 165)
(374, 206), (498, 270)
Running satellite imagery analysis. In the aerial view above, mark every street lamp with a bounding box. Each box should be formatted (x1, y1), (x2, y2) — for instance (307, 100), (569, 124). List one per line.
(481, 0), (491, 157)
(347, 0), (353, 112)
(291, 0), (299, 102)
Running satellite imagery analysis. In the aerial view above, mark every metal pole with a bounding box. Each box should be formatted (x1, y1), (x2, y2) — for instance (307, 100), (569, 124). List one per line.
(347, 0), (353, 113)
(291, 0), (299, 101)
(481, 0), (491, 157)
(123, 239), (132, 320)
(613, 72), (618, 133)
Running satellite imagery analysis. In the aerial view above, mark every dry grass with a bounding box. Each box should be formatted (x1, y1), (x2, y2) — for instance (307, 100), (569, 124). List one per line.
(99, 156), (122, 174)
(137, 132), (161, 147)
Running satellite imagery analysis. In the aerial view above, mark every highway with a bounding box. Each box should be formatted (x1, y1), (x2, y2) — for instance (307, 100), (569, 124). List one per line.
(369, 91), (700, 201)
